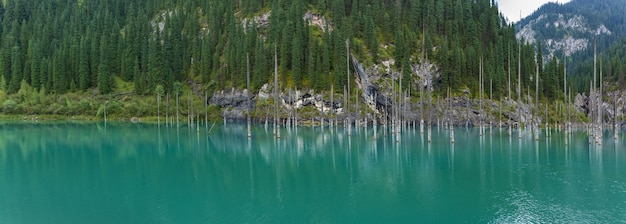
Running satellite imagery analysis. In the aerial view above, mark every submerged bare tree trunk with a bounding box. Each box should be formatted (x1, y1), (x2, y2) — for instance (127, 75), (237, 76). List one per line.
(176, 92), (179, 127)
(158, 93), (161, 127)
(518, 42), (522, 139)
(205, 91), (208, 133)
(247, 53), (251, 138)
(274, 45), (280, 139)
(420, 83), (424, 134)
(535, 53), (539, 141)
(331, 85), (334, 128)
(479, 58), (483, 137)
(346, 39), (351, 129)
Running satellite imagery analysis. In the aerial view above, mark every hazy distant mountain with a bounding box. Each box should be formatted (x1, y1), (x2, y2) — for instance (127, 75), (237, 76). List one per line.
(516, 0), (626, 60)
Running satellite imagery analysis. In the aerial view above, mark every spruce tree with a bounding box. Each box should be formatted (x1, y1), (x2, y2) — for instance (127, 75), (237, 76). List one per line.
(291, 20), (304, 87)
(364, 5), (377, 63)
(29, 41), (41, 90)
(98, 33), (112, 95)
(79, 37), (90, 90)
(8, 46), (22, 94)
(253, 38), (266, 90)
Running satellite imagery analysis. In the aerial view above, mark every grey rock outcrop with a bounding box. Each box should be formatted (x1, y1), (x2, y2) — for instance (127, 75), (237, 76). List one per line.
(574, 91), (626, 125)
(304, 12), (333, 32)
(517, 14), (612, 60)
(210, 88), (255, 120)
(348, 54), (543, 126)
(575, 93), (589, 114)
(351, 54), (438, 119)
(280, 90), (342, 114)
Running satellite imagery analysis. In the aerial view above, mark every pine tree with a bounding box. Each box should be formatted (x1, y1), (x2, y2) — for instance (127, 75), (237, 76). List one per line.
(253, 37), (266, 90)
(148, 34), (164, 92)
(200, 35), (212, 83)
(321, 31), (332, 88)
(307, 28), (318, 89)
(98, 33), (112, 94)
(0, 37), (12, 91)
(7, 46), (22, 94)
(439, 39), (450, 91)
(291, 21), (304, 87)
(39, 59), (49, 93)
(79, 37), (90, 90)
(394, 27), (405, 70)
(279, 21), (293, 85)
(90, 34), (100, 88)
(364, 5), (378, 63)
(22, 41), (32, 85)
(331, 0), (345, 27)
(409, 0), (421, 32)
(29, 41), (41, 90)
(52, 50), (67, 94)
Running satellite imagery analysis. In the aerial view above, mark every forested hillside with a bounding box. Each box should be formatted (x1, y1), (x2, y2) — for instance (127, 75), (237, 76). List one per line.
(516, 0), (626, 93)
(0, 0), (573, 117)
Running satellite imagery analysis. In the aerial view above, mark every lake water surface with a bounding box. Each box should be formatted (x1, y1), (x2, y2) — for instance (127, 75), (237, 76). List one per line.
(1, 122), (625, 223)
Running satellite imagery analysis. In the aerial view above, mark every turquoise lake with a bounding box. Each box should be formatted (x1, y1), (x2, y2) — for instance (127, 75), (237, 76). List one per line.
(0, 122), (625, 223)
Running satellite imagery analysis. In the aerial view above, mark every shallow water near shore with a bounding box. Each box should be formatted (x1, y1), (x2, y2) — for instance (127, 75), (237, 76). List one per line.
(0, 122), (625, 223)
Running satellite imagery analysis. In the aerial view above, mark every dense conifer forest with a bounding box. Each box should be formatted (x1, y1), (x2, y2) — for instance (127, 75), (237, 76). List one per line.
(518, 0), (626, 93)
(0, 0), (610, 118)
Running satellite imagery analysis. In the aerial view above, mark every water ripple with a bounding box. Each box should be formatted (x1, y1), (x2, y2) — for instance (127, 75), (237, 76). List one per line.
(490, 190), (610, 223)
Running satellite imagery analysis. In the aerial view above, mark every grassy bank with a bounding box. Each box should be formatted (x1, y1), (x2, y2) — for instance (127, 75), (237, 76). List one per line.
(0, 78), (596, 126)
(0, 114), (169, 123)
(0, 79), (222, 122)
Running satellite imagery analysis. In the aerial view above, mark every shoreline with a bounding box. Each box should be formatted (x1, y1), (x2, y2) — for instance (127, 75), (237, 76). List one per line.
(0, 114), (159, 123)
(2, 114), (622, 130)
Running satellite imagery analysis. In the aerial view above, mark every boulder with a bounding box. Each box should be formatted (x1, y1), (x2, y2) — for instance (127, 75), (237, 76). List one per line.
(210, 88), (255, 110)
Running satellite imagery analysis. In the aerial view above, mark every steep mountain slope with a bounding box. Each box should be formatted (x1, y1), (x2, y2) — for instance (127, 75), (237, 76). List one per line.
(515, 0), (626, 91)
(0, 0), (575, 121)
(0, 0), (522, 95)
(517, 13), (612, 58)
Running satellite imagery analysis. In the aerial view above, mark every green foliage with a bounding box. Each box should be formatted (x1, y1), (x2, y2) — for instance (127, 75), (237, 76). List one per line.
(97, 100), (124, 117)
(206, 104), (221, 119)
(154, 84), (165, 96)
(522, 0), (626, 94)
(8, 46), (22, 94)
(2, 99), (18, 113)
(173, 82), (183, 95)
(0, 76), (6, 91)
(114, 76), (134, 93)
(0, 0), (595, 118)
(0, 90), (6, 104)
(17, 80), (33, 103)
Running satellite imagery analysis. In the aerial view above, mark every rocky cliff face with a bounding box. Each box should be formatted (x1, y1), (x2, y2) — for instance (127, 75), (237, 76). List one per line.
(351, 53), (440, 117)
(211, 83), (344, 121)
(210, 53), (562, 127)
(243, 11), (332, 33)
(575, 90), (626, 125)
(209, 88), (255, 120)
(517, 14), (612, 60)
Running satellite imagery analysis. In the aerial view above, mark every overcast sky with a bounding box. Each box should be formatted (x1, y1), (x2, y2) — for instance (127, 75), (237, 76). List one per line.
(496, 0), (572, 23)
